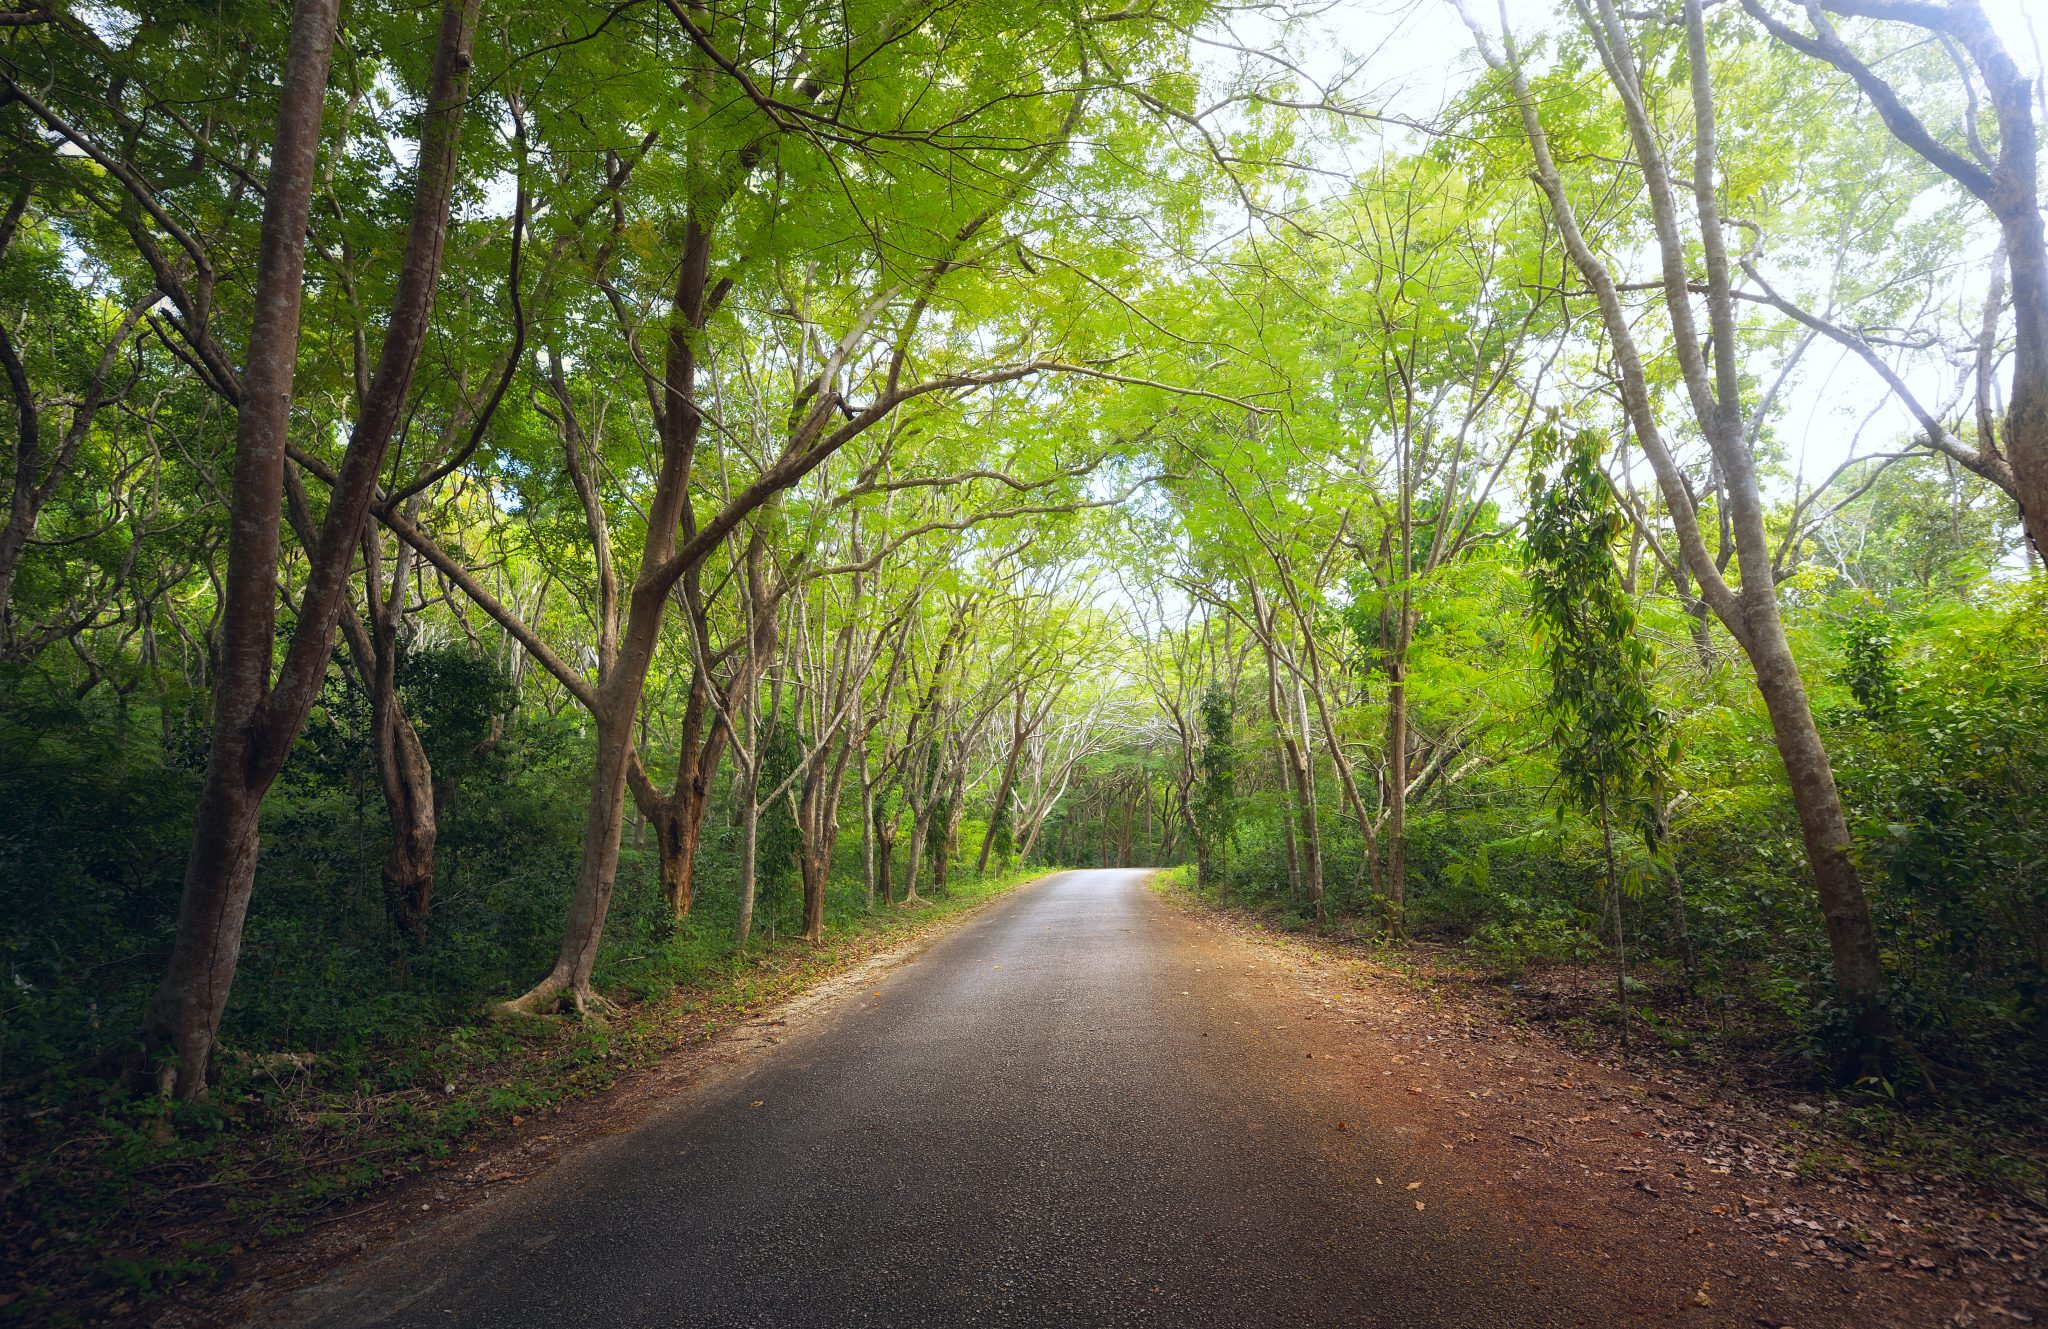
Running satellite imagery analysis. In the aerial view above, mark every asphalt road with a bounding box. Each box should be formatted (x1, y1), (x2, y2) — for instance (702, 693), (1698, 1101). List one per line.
(267, 869), (1574, 1328)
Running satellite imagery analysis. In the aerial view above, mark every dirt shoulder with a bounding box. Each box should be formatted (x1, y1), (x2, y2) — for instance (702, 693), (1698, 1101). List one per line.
(1155, 877), (2048, 1329)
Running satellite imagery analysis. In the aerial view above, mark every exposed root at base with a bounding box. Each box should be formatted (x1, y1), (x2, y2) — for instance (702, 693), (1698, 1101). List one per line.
(493, 974), (616, 1021)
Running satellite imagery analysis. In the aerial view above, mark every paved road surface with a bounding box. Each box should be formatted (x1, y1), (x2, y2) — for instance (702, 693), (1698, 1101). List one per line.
(267, 869), (1573, 1327)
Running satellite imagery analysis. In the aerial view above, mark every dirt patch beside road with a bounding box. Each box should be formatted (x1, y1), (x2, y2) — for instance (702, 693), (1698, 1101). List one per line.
(1157, 880), (2048, 1328)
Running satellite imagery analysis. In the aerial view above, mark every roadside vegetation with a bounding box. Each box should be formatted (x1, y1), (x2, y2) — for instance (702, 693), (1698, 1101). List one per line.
(4, 0), (2046, 1319)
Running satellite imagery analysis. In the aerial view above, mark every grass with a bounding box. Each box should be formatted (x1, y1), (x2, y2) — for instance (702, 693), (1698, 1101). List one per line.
(0, 863), (1055, 1326)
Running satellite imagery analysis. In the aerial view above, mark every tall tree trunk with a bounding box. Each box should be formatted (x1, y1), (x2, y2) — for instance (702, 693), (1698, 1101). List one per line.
(933, 790), (959, 894)
(798, 765), (830, 940)
(137, 0), (343, 1097)
(1455, 0), (1892, 1049)
(1292, 672), (1324, 921)
(2003, 200), (2048, 554)
(1276, 741), (1299, 897)
(501, 198), (719, 1015)
(652, 668), (712, 921)
(355, 520), (437, 946)
(903, 771), (932, 904)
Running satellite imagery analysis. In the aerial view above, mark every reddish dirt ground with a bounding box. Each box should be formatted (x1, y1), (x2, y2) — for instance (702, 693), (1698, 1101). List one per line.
(1166, 890), (2048, 1328)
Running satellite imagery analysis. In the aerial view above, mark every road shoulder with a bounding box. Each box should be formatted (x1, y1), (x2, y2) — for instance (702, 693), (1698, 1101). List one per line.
(1151, 873), (2048, 1329)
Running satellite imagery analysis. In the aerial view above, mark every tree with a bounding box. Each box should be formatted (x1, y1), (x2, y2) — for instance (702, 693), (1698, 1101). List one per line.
(1742, 0), (2047, 556)
(1525, 426), (1673, 1044)
(137, 0), (481, 1096)
(1453, 0), (1894, 1057)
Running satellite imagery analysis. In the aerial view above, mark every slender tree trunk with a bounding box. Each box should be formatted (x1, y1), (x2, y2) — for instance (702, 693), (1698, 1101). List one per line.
(350, 524), (438, 947)
(1292, 672), (1324, 921)
(903, 794), (930, 903)
(1016, 806), (1048, 867)
(1455, 0), (1892, 1050)
(1600, 790), (1628, 1052)
(505, 177), (735, 1011)
(735, 767), (760, 949)
(1276, 742), (1299, 897)
(860, 778), (878, 909)
(1385, 663), (1408, 935)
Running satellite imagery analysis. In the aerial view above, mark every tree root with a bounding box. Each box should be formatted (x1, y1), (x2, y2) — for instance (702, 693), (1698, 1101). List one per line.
(492, 972), (615, 1021)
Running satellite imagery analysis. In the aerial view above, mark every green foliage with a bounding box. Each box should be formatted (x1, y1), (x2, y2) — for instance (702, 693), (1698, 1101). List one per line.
(1523, 425), (1671, 850)
(1194, 684), (1239, 889)
(1835, 601), (1902, 722)
(396, 642), (519, 769)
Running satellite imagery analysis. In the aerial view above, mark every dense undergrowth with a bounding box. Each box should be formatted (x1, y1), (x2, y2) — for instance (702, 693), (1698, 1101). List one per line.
(1084, 580), (2048, 1125)
(1137, 584), (2048, 1192)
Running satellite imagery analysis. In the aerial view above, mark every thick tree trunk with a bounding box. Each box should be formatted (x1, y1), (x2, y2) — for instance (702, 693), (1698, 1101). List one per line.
(350, 525), (437, 947)
(1745, 617), (1889, 1033)
(2000, 200), (2048, 555)
(800, 839), (828, 940)
(653, 669), (712, 921)
(137, 0), (342, 1097)
(798, 766), (830, 940)
(514, 694), (638, 1010)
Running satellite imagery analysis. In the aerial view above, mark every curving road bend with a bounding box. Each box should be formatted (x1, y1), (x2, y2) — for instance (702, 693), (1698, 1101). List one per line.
(266, 869), (1575, 1328)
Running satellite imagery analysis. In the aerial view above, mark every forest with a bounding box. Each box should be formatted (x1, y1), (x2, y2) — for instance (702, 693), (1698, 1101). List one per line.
(3, 0), (2047, 1319)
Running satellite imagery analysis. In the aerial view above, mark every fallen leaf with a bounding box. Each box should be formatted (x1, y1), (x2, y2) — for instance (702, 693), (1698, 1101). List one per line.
(1415, 1201), (1426, 1211)
(749, 1100), (765, 1108)
(1407, 1181), (1423, 1190)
